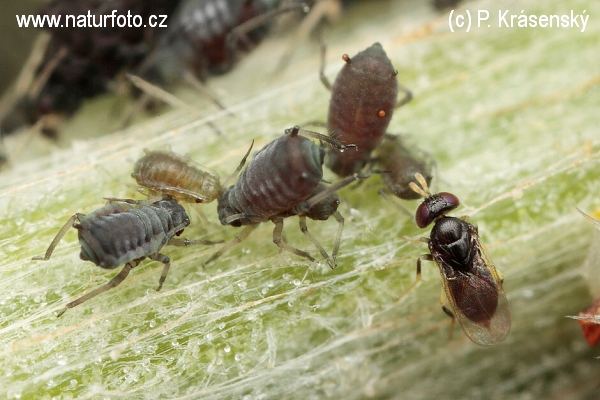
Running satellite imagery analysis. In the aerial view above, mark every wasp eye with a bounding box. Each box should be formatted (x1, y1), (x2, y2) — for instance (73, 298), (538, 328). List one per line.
(415, 192), (460, 228)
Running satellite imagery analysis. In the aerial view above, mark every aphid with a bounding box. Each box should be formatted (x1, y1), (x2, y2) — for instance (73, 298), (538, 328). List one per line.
(570, 208), (600, 346)
(1, 0), (182, 135)
(573, 296), (600, 347)
(139, 0), (306, 85)
(408, 173), (511, 345)
(206, 125), (363, 268)
(32, 196), (217, 317)
(320, 42), (412, 177)
(374, 134), (434, 200)
(132, 149), (221, 203)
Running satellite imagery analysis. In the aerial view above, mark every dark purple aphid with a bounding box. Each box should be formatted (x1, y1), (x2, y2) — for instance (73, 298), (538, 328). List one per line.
(32, 196), (217, 317)
(374, 134), (434, 200)
(1, 0), (182, 135)
(408, 173), (511, 345)
(132, 149), (221, 203)
(207, 125), (363, 268)
(320, 42), (411, 177)
(140, 0), (307, 85)
(433, 0), (463, 11)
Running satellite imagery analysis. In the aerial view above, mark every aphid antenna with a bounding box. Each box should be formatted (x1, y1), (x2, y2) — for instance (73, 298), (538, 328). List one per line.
(286, 125), (356, 152)
(221, 140), (255, 189)
(223, 213), (263, 225)
(275, 0), (340, 73)
(576, 207), (600, 230)
(377, 188), (413, 218)
(305, 172), (372, 209)
(226, 2), (312, 58)
(318, 38), (332, 91)
(103, 195), (170, 205)
(181, 70), (233, 116)
(408, 172), (432, 199)
(125, 73), (222, 135)
(396, 84), (413, 109)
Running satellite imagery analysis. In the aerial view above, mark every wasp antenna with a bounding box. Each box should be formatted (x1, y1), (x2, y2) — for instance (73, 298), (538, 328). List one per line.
(409, 172), (431, 198)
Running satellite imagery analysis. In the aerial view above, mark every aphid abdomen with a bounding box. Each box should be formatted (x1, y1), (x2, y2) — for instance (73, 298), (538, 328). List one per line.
(227, 133), (324, 219)
(327, 43), (398, 176)
(77, 201), (187, 269)
(375, 135), (434, 200)
(174, 0), (269, 75)
(132, 150), (220, 203)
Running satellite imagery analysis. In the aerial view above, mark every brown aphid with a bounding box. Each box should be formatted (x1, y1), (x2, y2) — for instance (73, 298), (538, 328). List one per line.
(408, 173), (511, 345)
(321, 42), (412, 177)
(132, 149), (220, 204)
(374, 134), (434, 200)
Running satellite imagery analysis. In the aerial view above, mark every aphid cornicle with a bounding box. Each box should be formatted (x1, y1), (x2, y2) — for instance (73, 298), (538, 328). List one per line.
(374, 134), (434, 200)
(132, 149), (221, 203)
(206, 125), (364, 268)
(320, 42), (412, 177)
(408, 173), (511, 345)
(32, 196), (217, 317)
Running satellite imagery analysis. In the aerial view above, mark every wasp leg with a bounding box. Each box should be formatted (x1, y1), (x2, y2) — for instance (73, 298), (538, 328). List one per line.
(441, 290), (456, 341)
(396, 253), (431, 301)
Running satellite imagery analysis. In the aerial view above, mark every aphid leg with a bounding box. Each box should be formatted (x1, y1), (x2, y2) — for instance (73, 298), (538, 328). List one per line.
(226, 2), (310, 64)
(182, 70), (232, 115)
(126, 74), (222, 136)
(305, 172), (370, 209)
(204, 225), (258, 267)
(298, 215), (334, 268)
(318, 39), (332, 91)
(221, 141), (255, 189)
(57, 260), (139, 317)
(104, 195), (168, 205)
(32, 213), (83, 261)
(288, 125), (356, 152)
(331, 211), (344, 267)
(148, 253), (171, 291)
(396, 254), (430, 301)
(168, 238), (224, 246)
(440, 290), (456, 341)
(276, 0), (341, 73)
(395, 85), (413, 109)
(272, 217), (315, 262)
(377, 188), (413, 218)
